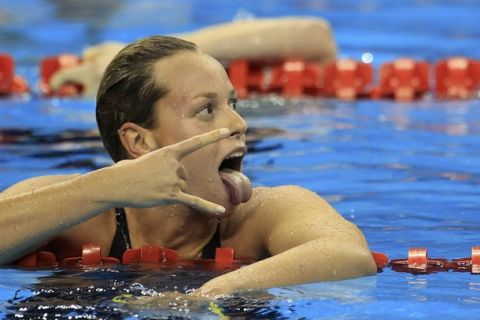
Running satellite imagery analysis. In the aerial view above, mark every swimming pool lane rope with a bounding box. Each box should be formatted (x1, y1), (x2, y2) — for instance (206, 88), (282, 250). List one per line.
(14, 244), (480, 275)
(1, 54), (480, 101)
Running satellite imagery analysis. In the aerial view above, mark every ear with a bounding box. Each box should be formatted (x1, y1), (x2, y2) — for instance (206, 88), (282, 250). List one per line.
(118, 122), (158, 159)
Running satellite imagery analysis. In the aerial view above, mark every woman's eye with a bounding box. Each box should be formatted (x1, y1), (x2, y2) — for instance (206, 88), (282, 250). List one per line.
(229, 99), (238, 110)
(196, 104), (214, 118)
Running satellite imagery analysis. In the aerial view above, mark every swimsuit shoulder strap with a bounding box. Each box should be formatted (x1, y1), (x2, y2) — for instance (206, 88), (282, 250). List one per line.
(109, 207), (132, 260)
(201, 221), (221, 259)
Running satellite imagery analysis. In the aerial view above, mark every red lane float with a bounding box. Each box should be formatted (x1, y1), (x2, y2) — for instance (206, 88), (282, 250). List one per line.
(13, 244), (480, 275)
(372, 58), (430, 101)
(227, 57), (480, 100)
(451, 246), (480, 274)
(0, 54), (29, 95)
(14, 244), (248, 272)
(390, 247), (449, 274)
(121, 246), (249, 271)
(40, 54), (83, 97)
(371, 251), (389, 272)
(228, 58), (375, 100)
(227, 59), (323, 98)
(2, 53), (480, 100)
(122, 246), (179, 264)
(435, 57), (480, 99)
(323, 59), (373, 100)
(61, 243), (119, 268)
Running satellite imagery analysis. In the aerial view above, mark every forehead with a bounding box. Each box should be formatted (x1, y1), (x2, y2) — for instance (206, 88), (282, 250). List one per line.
(152, 51), (232, 99)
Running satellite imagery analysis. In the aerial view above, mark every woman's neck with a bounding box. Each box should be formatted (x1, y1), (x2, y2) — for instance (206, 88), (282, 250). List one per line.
(124, 204), (218, 258)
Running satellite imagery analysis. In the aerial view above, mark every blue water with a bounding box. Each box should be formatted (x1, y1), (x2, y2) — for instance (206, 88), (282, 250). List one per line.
(1, 0), (480, 319)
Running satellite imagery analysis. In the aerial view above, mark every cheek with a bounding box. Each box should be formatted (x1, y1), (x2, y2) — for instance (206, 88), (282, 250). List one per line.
(181, 145), (223, 197)
(180, 144), (235, 211)
(181, 144), (219, 174)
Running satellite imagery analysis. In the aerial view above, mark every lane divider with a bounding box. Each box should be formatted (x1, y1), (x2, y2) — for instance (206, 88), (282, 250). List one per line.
(373, 246), (480, 274)
(0, 54), (29, 95)
(14, 243), (253, 272)
(13, 244), (480, 275)
(1, 53), (479, 100)
(228, 57), (480, 100)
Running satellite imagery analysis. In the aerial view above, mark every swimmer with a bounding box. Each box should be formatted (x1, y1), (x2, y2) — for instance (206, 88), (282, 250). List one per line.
(0, 35), (375, 297)
(50, 17), (337, 96)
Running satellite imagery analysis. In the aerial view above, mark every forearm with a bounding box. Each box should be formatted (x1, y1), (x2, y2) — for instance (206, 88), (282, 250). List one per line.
(198, 239), (376, 296)
(0, 168), (115, 263)
(178, 17), (337, 62)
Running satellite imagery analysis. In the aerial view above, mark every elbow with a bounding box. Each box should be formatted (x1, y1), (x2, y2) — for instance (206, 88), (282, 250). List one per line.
(345, 226), (378, 277)
(351, 247), (378, 277)
(327, 245), (377, 281)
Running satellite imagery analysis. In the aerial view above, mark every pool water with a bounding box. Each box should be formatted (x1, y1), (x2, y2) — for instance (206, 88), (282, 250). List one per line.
(1, 0), (480, 319)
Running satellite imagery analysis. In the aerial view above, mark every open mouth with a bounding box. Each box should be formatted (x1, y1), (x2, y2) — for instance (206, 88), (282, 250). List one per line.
(218, 150), (252, 205)
(219, 151), (244, 172)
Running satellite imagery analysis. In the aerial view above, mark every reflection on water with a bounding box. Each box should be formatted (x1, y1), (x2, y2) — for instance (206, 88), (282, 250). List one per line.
(3, 266), (480, 319)
(0, 126), (285, 172)
(0, 265), (286, 319)
(0, 128), (107, 170)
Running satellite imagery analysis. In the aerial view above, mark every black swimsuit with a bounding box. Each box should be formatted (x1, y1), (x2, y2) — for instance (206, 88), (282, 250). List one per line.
(109, 208), (220, 260)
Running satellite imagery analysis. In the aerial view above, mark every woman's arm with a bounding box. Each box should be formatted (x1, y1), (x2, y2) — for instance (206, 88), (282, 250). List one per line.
(0, 129), (230, 264)
(196, 185), (376, 297)
(0, 173), (117, 264)
(178, 17), (337, 63)
(51, 17), (337, 95)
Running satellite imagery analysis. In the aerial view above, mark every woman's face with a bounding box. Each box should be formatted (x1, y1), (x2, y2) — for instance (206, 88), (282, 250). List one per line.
(149, 50), (249, 215)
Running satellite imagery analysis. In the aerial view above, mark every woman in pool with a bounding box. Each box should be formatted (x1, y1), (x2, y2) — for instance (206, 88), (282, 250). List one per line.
(0, 35), (376, 297)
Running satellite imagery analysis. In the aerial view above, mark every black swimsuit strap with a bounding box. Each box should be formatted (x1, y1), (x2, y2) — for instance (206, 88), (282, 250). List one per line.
(109, 207), (132, 259)
(201, 221), (221, 259)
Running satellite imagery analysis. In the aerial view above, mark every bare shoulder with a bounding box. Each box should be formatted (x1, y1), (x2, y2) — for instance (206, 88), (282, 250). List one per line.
(0, 174), (81, 198)
(245, 185), (340, 218)
(222, 185), (364, 257)
(228, 184), (362, 239)
(224, 185), (343, 238)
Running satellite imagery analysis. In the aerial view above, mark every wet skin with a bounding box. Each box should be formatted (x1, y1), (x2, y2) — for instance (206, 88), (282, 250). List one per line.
(146, 51), (249, 215)
(115, 51), (252, 255)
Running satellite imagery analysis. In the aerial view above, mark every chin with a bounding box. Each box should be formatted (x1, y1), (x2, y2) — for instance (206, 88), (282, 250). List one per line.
(219, 204), (238, 218)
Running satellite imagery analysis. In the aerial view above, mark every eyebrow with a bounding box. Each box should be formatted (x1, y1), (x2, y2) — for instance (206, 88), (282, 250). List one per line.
(193, 89), (237, 100)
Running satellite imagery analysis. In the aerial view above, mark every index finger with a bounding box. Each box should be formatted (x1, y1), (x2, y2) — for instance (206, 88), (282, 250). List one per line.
(170, 128), (230, 158)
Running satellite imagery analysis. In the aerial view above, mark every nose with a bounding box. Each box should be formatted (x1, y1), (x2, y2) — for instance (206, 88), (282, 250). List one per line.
(224, 105), (248, 139)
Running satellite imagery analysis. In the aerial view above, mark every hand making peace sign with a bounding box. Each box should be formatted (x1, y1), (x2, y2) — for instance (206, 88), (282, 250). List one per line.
(109, 128), (230, 216)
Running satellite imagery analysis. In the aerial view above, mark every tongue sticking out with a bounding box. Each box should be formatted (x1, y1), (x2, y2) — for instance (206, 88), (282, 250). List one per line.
(219, 168), (252, 205)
